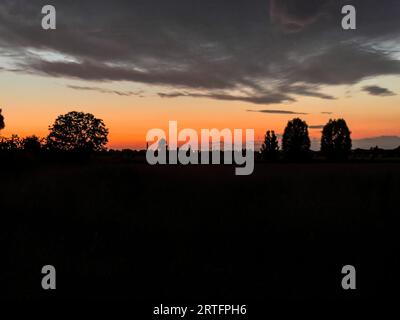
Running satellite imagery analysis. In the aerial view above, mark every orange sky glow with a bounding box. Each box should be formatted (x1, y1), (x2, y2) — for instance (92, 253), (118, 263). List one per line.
(1, 72), (399, 150)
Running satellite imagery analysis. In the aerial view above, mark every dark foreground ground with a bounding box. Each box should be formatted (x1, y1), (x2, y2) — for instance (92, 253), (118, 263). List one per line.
(1, 162), (399, 301)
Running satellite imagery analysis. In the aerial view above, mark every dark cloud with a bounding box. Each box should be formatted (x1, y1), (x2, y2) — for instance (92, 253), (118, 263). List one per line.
(247, 109), (308, 115)
(159, 91), (295, 104)
(270, 0), (334, 32)
(309, 125), (324, 129)
(67, 85), (144, 97)
(362, 85), (396, 97)
(0, 0), (400, 105)
(278, 83), (336, 100)
(285, 44), (400, 85)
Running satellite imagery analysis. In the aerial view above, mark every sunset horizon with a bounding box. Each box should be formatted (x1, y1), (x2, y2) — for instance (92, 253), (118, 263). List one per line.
(1, 0), (399, 305)
(1, 0), (399, 150)
(1, 74), (399, 150)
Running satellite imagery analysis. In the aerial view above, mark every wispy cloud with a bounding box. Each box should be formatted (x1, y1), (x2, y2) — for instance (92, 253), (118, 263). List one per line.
(67, 85), (144, 97)
(247, 109), (309, 115)
(309, 125), (325, 129)
(159, 91), (295, 105)
(362, 85), (396, 97)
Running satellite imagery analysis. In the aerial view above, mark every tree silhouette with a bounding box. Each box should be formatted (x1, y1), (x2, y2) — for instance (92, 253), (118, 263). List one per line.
(321, 119), (352, 160)
(0, 134), (21, 151)
(22, 135), (43, 153)
(47, 111), (109, 152)
(282, 118), (311, 160)
(260, 130), (279, 161)
(0, 109), (5, 131)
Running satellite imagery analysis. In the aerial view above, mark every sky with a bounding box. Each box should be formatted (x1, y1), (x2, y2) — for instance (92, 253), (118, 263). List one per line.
(0, 0), (399, 150)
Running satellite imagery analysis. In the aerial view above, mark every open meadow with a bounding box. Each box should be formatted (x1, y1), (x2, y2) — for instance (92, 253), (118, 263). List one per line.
(1, 161), (399, 300)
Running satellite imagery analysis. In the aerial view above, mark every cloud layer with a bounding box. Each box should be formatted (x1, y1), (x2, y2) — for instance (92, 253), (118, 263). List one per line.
(67, 85), (144, 97)
(1, 0), (400, 105)
(247, 109), (308, 115)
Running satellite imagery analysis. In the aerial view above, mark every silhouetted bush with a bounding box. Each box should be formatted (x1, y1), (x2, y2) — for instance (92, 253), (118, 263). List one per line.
(22, 135), (43, 154)
(0, 135), (23, 164)
(0, 134), (22, 151)
(321, 119), (352, 160)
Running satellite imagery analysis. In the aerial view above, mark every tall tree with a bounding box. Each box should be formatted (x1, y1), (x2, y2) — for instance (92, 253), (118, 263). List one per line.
(321, 119), (352, 160)
(282, 118), (311, 160)
(260, 130), (279, 161)
(47, 111), (109, 152)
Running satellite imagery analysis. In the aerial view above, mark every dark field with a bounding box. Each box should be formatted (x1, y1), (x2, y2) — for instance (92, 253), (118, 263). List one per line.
(1, 162), (399, 300)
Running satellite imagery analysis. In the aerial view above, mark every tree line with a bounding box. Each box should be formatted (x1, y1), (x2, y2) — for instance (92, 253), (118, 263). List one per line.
(0, 110), (108, 154)
(0, 108), (396, 161)
(260, 118), (352, 161)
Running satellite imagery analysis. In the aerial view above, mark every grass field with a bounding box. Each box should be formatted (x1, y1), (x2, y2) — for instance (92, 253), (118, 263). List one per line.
(1, 162), (399, 300)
